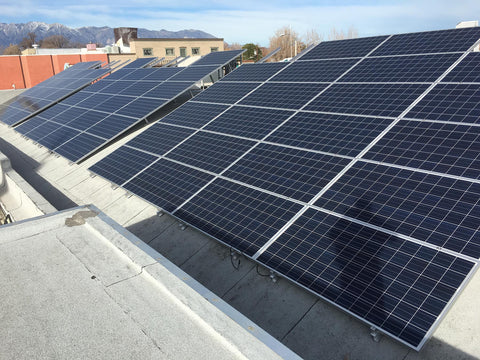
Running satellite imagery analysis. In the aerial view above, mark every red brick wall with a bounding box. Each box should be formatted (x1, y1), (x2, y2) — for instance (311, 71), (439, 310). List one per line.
(0, 54), (110, 90)
(0, 56), (26, 89)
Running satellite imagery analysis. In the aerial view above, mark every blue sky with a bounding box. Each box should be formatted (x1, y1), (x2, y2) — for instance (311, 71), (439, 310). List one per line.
(1, 0), (480, 46)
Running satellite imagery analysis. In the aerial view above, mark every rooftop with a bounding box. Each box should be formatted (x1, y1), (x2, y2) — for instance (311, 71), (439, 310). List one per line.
(1, 87), (480, 359)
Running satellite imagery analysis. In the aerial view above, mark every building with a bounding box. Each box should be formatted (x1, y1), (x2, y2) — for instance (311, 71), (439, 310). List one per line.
(130, 38), (224, 60)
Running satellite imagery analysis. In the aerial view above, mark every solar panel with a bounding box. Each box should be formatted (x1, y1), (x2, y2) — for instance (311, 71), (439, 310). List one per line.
(14, 50), (244, 163)
(88, 27), (480, 350)
(121, 57), (157, 69)
(442, 52), (480, 82)
(0, 62), (110, 126)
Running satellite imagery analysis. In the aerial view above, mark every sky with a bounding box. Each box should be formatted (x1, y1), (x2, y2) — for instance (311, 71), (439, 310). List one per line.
(1, 0), (480, 46)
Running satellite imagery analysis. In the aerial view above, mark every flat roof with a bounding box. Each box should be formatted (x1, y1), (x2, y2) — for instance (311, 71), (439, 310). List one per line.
(0, 204), (298, 359)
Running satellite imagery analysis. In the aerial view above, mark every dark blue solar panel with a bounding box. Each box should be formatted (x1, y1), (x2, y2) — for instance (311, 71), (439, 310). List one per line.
(159, 102), (229, 128)
(315, 161), (480, 258)
(54, 133), (106, 162)
(122, 57), (157, 69)
(305, 83), (429, 117)
(191, 49), (244, 66)
(36, 126), (80, 150)
(168, 65), (220, 81)
(222, 63), (287, 82)
(205, 106), (294, 139)
(123, 159), (215, 212)
(166, 131), (256, 173)
(258, 208), (475, 349)
(87, 114), (138, 139)
(126, 123), (195, 156)
(266, 112), (393, 157)
(223, 143), (351, 202)
(405, 84), (480, 124)
(300, 36), (388, 60)
(89, 147), (158, 186)
(365, 120), (480, 179)
(271, 58), (358, 82)
(372, 27), (480, 56)
(173, 178), (303, 256)
(240, 83), (328, 110)
(116, 97), (166, 118)
(143, 82), (192, 99)
(192, 82), (259, 104)
(342, 54), (461, 83)
(442, 53), (480, 83)
(0, 62), (109, 126)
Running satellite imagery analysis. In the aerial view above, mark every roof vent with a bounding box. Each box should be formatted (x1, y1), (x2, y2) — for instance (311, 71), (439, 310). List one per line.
(456, 20), (479, 28)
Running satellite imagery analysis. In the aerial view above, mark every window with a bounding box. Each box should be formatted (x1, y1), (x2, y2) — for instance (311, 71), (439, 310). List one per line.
(210, 47), (219, 53)
(192, 47), (200, 55)
(180, 47), (187, 57)
(166, 48), (175, 56)
(143, 48), (153, 56)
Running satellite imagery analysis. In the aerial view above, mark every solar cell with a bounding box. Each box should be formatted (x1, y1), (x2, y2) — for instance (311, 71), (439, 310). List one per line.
(192, 82), (260, 104)
(372, 27), (480, 56)
(315, 161), (480, 258)
(173, 178), (304, 256)
(222, 63), (287, 82)
(341, 54), (461, 83)
(123, 159), (215, 212)
(240, 82), (328, 109)
(364, 120), (480, 179)
(205, 106), (295, 139)
(405, 83), (480, 124)
(190, 49), (244, 66)
(271, 58), (358, 82)
(299, 35), (388, 60)
(121, 57), (157, 69)
(442, 52), (480, 83)
(305, 83), (429, 117)
(159, 102), (229, 128)
(126, 123), (196, 155)
(257, 208), (476, 349)
(165, 131), (256, 173)
(223, 143), (351, 202)
(89, 147), (158, 186)
(266, 112), (393, 157)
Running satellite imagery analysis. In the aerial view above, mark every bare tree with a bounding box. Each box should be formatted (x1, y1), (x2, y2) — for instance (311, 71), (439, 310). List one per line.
(304, 29), (322, 46)
(40, 35), (70, 48)
(328, 26), (359, 40)
(224, 42), (242, 50)
(268, 26), (304, 61)
(19, 32), (37, 50)
(3, 44), (21, 55)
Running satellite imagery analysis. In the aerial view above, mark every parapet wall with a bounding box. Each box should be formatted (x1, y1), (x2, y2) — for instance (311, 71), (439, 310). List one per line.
(0, 151), (56, 221)
(0, 53), (109, 90)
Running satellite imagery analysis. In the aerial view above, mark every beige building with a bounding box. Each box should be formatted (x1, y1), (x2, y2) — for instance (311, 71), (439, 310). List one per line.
(130, 38), (225, 60)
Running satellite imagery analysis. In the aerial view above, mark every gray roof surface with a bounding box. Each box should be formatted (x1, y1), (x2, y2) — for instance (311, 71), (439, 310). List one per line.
(0, 204), (297, 360)
(1, 89), (480, 359)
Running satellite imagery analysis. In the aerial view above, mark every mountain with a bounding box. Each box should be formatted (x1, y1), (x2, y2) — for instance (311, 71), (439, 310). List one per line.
(0, 22), (216, 48)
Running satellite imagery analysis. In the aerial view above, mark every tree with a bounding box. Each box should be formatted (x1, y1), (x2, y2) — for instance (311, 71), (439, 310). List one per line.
(19, 32), (37, 50)
(242, 43), (262, 62)
(224, 42), (242, 51)
(40, 35), (70, 48)
(268, 26), (304, 62)
(3, 44), (21, 55)
(328, 26), (358, 40)
(304, 29), (322, 46)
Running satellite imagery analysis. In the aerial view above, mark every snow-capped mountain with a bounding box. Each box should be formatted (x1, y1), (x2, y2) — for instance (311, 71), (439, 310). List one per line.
(0, 22), (216, 48)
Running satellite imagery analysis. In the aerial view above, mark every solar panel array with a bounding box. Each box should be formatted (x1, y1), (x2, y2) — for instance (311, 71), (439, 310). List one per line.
(90, 27), (480, 350)
(0, 61), (110, 126)
(13, 50), (244, 162)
